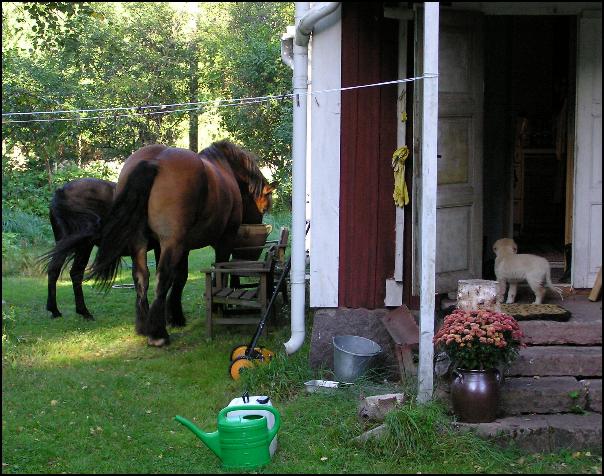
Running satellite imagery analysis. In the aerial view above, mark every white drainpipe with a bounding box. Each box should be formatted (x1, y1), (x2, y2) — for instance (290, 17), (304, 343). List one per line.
(283, 1), (341, 355)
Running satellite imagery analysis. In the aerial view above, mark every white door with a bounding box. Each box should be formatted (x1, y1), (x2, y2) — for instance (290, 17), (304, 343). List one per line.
(573, 12), (602, 289)
(413, 9), (484, 294)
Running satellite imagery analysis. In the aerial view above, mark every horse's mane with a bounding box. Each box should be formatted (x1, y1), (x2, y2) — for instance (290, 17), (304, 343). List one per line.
(199, 140), (265, 197)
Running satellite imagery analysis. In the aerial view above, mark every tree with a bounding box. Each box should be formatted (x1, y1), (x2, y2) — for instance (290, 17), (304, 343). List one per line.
(197, 2), (294, 209)
(2, 2), (295, 215)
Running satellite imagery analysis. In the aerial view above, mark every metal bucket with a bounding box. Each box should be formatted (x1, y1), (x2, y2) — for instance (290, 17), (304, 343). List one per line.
(332, 335), (382, 382)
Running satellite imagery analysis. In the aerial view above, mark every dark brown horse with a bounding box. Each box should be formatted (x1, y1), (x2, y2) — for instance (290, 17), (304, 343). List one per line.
(88, 140), (276, 346)
(42, 178), (117, 320)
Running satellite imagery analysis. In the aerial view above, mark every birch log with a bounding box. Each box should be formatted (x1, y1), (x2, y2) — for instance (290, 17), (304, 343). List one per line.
(457, 279), (500, 311)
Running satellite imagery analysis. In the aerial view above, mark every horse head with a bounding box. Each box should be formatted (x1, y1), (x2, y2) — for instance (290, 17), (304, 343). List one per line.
(201, 140), (277, 216)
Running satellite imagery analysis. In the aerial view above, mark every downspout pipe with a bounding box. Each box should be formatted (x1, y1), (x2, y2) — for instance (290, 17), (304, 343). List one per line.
(294, 2), (341, 47)
(284, 1), (341, 356)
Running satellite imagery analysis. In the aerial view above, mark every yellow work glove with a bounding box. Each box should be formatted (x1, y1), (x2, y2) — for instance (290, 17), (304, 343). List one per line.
(392, 146), (409, 207)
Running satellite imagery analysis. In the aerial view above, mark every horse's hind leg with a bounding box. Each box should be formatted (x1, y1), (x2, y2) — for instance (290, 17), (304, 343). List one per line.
(167, 251), (189, 328)
(71, 242), (95, 320)
(131, 246), (150, 336)
(46, 211), (64, 318)
(147, 243), (185, 347)
(46, 253), (64, 318)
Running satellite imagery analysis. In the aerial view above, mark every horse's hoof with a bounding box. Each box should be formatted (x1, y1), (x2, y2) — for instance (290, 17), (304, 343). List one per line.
(50, 312), (62, 319)
(147, 336), (170, 347)
(81, 314), (95, 321)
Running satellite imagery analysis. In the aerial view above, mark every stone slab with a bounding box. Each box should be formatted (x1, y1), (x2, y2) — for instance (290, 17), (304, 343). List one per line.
(507, 346), (602, 377)
(455, 412), (602, 454)
(309, 308), (399, 378)
(435, 376), (588, 417)
(581, 379), (602, 413)
(500, 377), (586, 415)
(520, 320), (602, 345)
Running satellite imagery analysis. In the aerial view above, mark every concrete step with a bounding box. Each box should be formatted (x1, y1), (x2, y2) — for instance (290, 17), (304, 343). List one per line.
(454, 412), (602, 454)
(507, 346), (602, 377)
(520, 319), (602, 345)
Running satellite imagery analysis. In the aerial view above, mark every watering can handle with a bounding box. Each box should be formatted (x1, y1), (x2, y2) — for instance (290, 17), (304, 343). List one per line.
(219, 404), (281, 443)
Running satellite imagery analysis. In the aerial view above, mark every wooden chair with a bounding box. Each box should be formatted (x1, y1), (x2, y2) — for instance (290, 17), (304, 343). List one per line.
(203, 227), (290, 339)
(229, 227), (289, 303)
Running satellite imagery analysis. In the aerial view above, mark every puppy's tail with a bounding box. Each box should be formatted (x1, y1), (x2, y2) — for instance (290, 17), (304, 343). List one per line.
(545, 267), (564, 301)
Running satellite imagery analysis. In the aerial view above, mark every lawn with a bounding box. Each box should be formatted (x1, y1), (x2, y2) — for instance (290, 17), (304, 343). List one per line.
(2, 244), (602, 474)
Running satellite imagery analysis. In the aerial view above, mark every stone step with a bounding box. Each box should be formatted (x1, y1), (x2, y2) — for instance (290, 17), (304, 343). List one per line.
(520, 319), (602, 345)
(581, 379), (602, 413)
(454, 412), (602, 454)
(435, 377), (602, 416)
(507, 346), (602, 377)
(500, 377), (587, 415)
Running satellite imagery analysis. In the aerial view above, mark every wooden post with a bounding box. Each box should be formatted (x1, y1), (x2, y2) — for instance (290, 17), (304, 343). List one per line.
(588, 267), (602, 302)
(418, 1), (439, 405)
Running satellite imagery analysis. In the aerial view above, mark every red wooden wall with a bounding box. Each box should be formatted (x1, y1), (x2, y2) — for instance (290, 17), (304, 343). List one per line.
(339, 2), (399, 309)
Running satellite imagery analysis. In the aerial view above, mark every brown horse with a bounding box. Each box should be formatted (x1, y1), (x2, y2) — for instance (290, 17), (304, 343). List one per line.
(88, 140), (276, 346)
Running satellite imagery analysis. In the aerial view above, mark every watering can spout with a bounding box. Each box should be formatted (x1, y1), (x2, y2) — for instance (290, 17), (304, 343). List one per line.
(174, 415), (221, 459)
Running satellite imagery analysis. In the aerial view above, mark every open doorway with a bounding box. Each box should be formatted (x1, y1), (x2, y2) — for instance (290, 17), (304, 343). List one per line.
(483, 15), (576, 285)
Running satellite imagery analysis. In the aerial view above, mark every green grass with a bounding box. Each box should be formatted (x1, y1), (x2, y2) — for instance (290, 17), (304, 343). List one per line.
(2, 240), (602, 473)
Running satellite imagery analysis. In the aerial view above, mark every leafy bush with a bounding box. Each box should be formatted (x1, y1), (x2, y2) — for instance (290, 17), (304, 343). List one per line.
(2, 208), (53, 244)
(2, 208), (53, 277)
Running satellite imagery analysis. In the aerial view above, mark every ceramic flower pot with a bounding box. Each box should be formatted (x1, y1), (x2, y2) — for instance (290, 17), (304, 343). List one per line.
(450, 368), (502, 423)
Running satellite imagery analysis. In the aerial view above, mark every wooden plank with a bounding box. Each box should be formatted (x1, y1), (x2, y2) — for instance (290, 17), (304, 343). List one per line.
(215, 288), (234, 298)
(241, 290), (258, 300)
(339, 2), (399, 308)
(213, 317), (262, 325)
(418, 2), (439, 404)
(380, 305), (419, 346)
(212, 296), (263, 309)
(588, 267), (602, 302)
(229, 289), (247, 299)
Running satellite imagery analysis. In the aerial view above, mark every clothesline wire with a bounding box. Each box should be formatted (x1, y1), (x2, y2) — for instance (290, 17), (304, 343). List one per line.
(2, 74), (438, 124)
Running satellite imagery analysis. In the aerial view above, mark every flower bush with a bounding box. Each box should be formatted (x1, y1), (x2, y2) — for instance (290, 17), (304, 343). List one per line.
(433, 308), (525, 370)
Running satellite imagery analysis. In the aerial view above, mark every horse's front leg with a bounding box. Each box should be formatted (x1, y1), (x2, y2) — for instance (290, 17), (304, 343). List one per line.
(71, 242), (94, 320)
(167, 251), (189, 328)
(147, 243), (185, 347)
(131, 246), (150, 336)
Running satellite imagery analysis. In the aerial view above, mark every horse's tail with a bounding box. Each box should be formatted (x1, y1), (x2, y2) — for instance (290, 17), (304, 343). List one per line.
(38, 188), (103, 272)
(88, 161), (159, 289)
(545, 266), (564, 301)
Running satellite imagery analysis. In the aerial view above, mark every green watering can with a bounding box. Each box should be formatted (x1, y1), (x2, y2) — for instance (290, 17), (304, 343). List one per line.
(174, 404), (281, 470)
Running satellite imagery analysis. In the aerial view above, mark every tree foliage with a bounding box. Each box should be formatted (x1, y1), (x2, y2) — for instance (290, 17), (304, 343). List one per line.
(2, 2), (295, 216)
(197, 2), (294, 206)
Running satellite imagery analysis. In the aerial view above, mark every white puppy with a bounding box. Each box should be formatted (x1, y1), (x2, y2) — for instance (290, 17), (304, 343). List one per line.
(493, 238), (564, 304)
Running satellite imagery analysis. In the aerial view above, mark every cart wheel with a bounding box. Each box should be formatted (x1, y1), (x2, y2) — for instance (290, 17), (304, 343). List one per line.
(229, 357), (254, 380)
(230, 345), (248, 362)
(258, 347), (275, 361)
